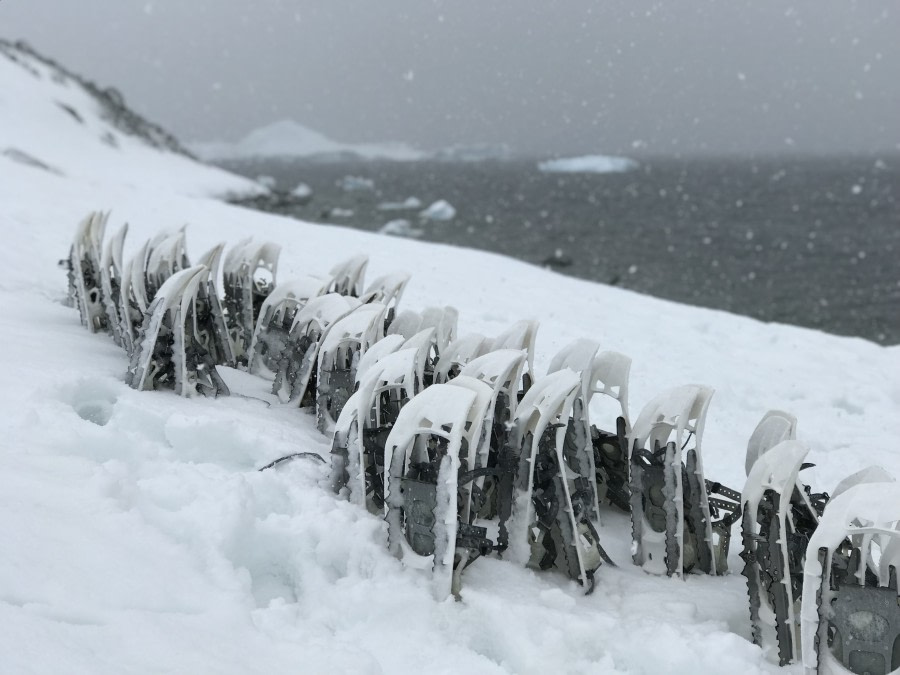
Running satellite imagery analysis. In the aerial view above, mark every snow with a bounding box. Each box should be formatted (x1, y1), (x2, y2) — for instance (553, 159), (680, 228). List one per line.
(1, 40), (900, 675)
(419, 199), (457, 222)
(190, 119), (426, 162)
(538, 155), (639, 174)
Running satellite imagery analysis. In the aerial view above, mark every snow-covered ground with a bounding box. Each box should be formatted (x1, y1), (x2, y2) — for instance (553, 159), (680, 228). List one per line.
(190, 119), (426, 163)
(1, 41), (899, 674)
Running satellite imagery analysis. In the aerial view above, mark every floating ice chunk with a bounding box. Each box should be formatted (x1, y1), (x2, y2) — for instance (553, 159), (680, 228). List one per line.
(537, 155), (638, 174)
(419, 199), (456, 221)
(328, 208), (354, 218)
(378, 219), (422, 238)
(337, 175), (374, 191)
(377, 197), (422, 211)
(291, 182), (312, 199)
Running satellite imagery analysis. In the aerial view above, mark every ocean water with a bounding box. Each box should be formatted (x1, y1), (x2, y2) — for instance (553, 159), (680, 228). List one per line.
(219, 156), (899, 345)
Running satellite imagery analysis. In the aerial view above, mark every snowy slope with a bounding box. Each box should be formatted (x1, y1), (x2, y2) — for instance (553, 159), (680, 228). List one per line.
(1, 43), (899, 675)
(190, 119), (426, 162)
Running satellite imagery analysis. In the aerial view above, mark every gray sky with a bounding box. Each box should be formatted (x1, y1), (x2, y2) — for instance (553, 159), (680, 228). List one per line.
(2, 1), (898, 156)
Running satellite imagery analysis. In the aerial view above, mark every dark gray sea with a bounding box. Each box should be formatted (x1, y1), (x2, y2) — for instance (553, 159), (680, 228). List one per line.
(219, 156), (899, 345)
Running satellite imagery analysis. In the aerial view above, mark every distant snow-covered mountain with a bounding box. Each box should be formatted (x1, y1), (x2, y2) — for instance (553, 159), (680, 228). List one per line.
(190, 119), (426, 162)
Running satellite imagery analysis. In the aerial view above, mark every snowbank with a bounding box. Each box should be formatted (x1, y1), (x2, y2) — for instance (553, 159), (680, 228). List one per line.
(538, 155), (639, 174)
(190, 119), (426, 162)
(1, 40), (898, 675)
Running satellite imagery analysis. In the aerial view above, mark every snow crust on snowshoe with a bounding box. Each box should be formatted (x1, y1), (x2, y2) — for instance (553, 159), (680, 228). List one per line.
(433, 333), (491, 384)
(831, 465), (895, 501)
(745, 409), (798, 477)
(800, 481), (900, 675)
(315, 303), (387, 434)
(354, 333), (406, 383)
(327, 254), (368, 297)
(144, 227), (189, 300)
(247, 276), (328, 378)
(741, 440), (818, 665)
(587, 350), (633, 511)
(629, 384), (716, 577)
(272, 293), (360, 404)
(383, 382), (489, 599)
(505, 369), (608, 589)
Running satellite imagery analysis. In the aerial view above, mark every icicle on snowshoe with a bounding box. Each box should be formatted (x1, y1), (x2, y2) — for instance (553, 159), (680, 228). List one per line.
(629, 384), (721, 577)
(801, 479), (900, 675)
(383, 379), (493, 599)
(222, 238), (281, 366)
(433, 333), (491, 384)
(271, 294), (360, 405)
(504, 369), (613, 590)
(126, 265), (229, 397)
(363, 272), (410, 328)
(457, 349), (527, 522)
(326, 254), (368, 297)
(68, 211), (110, 333)
(316, 303), (387, 434)
(99, 222), (128, 347)
(741, 439), (826, 665)
(331, 346), (427, 513)
(246, 277), (328, 378)
(489, 319), (539, 395)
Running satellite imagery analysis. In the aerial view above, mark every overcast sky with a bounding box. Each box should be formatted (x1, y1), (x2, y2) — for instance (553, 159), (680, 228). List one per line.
(2, 1), (898, 156)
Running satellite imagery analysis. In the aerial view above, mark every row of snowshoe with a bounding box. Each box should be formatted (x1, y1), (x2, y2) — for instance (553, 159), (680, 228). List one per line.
(65, 211), (900, 673)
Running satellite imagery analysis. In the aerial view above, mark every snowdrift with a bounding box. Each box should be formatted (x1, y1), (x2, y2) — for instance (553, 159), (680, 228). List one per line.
(1, 39), (898, 675)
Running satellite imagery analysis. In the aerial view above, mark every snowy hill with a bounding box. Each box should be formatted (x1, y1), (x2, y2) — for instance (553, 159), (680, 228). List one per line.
(190, 119), (426, 162)
(1, 41), (899, 675)
(0, 39), (263, 198)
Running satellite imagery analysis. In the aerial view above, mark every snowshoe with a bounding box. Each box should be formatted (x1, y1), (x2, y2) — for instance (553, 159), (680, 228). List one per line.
(315, 302), (387, 433)
(504, 369), (613, 590)
(126, 265), (229, 397)
(222, 238), (281, 365)
(741, 439), (825, 665)
(383, 379), (493, 599)
(247, 277), (328, 378)
(801, 479), (900, 675)
(99, 222), (128, 347)
(489, 319), (539, 395)
(433, 333), (491, 384)
(327, 254), (368, 297)
(271, 293), (360, 405)
(629, 384), (720, 577)
(68, 211), (110, 333)
(363, 272), (410, 327)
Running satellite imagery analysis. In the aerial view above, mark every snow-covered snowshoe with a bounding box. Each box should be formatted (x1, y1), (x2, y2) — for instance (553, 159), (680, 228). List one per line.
(547, 340), (633, 520)
(99, 222), (128, 347)
(68, 211), (110, 333)
(126, 265), (229, 397)
(741, 439), (827, 665)
(331, 346), (428, 513)
(327, 254), (368, 297)
(271, 293), (360, 405)
(629, 384), (722, 577)
(222, 238), (281, 365)
(247, 277), (328, 378)
(457, 349), (528, 521)
(504, 369), (613, 589)
(316, 302), (387, 433)
(801, 479), (900, 675)
(192, 243), (236, 368)
(745, 409), (798, 477)
(144, 228), (190, 300)
(383, 379), (493, 598)
(433, 333), (491, 384)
